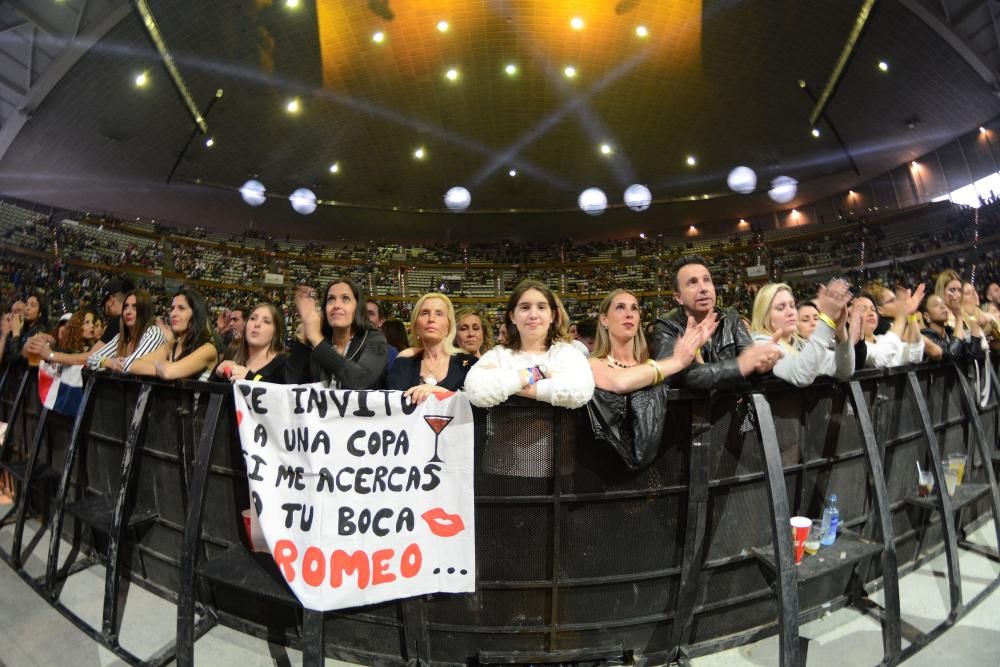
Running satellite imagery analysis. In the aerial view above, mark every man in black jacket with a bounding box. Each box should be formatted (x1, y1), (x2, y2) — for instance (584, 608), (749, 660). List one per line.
(650, 255), (783, 390)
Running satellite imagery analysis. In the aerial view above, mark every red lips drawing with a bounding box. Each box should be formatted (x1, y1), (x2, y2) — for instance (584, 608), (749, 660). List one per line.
(421, 507), (465, 537)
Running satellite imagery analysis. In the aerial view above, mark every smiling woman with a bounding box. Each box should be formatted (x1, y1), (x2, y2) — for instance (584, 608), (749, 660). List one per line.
(464, 279), (594, 408)
(287, 277), (389, 389)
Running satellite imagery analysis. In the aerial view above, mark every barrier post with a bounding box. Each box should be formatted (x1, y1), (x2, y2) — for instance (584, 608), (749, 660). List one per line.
(749, 393), (799, 667)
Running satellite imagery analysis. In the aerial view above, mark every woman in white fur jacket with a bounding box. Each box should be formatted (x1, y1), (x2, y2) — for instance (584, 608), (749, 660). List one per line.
(465, 279), (594, 409)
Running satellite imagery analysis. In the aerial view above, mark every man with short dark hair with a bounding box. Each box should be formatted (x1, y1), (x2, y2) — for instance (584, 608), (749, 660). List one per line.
(575, 318), (598, 353)
(986, 282), (1000, 309)
(650, 255), (782, 390)
(225, 306), (250, 345)
(366, 299), (387, 329)
(100, 278), (133, 344)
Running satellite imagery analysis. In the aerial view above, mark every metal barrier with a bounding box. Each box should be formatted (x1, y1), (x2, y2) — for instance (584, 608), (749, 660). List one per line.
(0, 359), (997, 667)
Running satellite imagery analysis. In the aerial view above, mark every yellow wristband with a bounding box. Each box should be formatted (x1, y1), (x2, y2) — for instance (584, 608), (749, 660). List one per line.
(817, 313), (836, 330)
(908, 313), (920, 323)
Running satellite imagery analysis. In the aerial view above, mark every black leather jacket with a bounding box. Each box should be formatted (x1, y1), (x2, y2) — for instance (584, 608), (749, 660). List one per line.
(921, 326), (985, 362)
(650, 306), (753, 391)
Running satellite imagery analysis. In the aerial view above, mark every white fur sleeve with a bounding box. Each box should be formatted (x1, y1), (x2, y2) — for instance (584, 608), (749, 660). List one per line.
(534, 343), (596, 408)
(464, 347), (524, 407)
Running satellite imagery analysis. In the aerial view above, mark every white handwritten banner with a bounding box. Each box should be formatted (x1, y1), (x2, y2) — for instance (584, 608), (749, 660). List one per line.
(232, 382), (476, 611)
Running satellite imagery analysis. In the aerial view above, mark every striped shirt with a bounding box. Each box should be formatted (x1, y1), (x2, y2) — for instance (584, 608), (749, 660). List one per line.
(87, 326), (167, 372)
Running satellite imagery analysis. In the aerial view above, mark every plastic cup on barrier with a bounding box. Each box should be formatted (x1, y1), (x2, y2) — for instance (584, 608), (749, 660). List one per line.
(947, 454), (967, 485)
(241, 509), (268, 552)
(944, 468), (958, 497)
(917, 468), (934, 498)
(791, 516), (811, 565)
(803, 520), (823, 556)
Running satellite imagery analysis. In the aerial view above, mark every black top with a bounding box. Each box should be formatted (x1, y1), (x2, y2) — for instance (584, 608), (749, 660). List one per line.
(214, 354), (292, 384)
(100, 317), (120, 344)
(386, 352), (478, 392)
(286, 326), (389, 389)
(921, 326), (984, 362)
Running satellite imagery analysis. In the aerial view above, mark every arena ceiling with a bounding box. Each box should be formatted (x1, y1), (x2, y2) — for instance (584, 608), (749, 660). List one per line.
(0, 0), (997, 242)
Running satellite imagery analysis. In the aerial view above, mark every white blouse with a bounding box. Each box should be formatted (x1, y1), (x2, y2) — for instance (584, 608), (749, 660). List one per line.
(465, 341), (595, 409)
(752, 319), (854, 387)
(865, 331), (924, 368)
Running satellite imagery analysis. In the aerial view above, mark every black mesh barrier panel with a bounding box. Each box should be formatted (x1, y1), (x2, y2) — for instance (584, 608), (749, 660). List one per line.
(0, 360), (996, 666)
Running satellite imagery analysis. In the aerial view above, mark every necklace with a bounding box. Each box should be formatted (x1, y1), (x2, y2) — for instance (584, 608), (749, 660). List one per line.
(420, 353), (448, 386)
(607, 355), (637, 369)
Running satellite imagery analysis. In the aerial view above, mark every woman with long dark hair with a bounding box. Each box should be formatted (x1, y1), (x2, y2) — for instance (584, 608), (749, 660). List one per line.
(87, 289), (166, 372)
(214, 302), (289, 383)
(129, 287), (218, 380)
(288, 277), (389, 388)
(6, 289), (49, 365)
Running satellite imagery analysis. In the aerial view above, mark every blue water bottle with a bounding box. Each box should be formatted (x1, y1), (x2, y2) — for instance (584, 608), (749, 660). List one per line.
(820, 494), (839, 546)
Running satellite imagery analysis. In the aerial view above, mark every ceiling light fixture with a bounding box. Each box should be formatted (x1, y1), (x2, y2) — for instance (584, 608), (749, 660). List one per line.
(445, 68), (459, 81)
(329, 162), (340, 174)
(624, 184), (652, 212)
(570, 17), (585, 30)
(372, 31), (385, 43)
(811, 128), (820, 138)
(600, 143), (612, 155)
(686, 155), (697, 166)
(878, 60), (889, 72)
(285, 0), (299, 7)
(437, 20), (449, 32)
(578, 188), (608, 216)
(564, 66), (577, 78)
(444, 186), (471, 211)
(636, 25), (649, 38)
(286, 98), (301, 114)
(509, 169), (517, 177)
(134, 71), (148, 88)
(205, 137), (215, 148)
(505, 63), (517, 76)
(414, 147), (426, 159)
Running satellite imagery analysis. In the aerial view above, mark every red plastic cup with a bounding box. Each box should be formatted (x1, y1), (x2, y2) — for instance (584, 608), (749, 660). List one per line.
(241, 509), (255, 551)
(790, 516), (811, 565)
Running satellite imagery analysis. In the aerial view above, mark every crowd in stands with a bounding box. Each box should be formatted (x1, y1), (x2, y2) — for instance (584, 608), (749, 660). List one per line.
(0, 197), (998, 411)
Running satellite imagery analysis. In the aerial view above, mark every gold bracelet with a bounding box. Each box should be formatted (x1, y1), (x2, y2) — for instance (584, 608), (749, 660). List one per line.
(817, 313), (836, 330)
(646, 359), (663, 386)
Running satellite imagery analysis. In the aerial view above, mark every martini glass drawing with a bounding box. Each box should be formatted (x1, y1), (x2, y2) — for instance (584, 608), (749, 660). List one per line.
(423, 415), (454, 463)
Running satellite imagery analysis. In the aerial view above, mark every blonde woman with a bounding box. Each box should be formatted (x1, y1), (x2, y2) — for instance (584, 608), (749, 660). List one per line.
(387, 293), (477, 404)
(589, 289), (715, 394)
(749, 279), (855, 386)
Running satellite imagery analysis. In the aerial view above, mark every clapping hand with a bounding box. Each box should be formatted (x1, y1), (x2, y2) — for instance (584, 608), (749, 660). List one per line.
(295, 286), (323, 345)
(673, 314), (718, 366)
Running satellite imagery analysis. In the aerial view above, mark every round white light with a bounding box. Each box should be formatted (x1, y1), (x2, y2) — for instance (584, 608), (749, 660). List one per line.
(444, 186), (471, 211)
(564, 66), (577, 78)
(437, 20), (449, 33)
(290, 188), (317, 215)
(505, 64), (517, 75)
(509, 169), (517, 177)
(570, 17), (585, 30)
(727, 166), (757, 194)
(636, 25), (649, 38)
(768, 176), (798, 204)
(446, 68), (459, 81)
(578, 188), (607, 216)
(372, 31), (385, 43)
(624, 184), (652, 212)
(239, 179), (267, 207)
